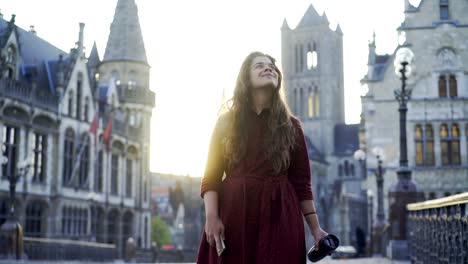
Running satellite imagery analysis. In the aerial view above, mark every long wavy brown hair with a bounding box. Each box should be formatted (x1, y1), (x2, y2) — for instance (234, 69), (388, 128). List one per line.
(222, 51), (297, 174)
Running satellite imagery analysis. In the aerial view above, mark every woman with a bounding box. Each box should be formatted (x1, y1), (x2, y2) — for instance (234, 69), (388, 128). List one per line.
(197, 51), (328, 264)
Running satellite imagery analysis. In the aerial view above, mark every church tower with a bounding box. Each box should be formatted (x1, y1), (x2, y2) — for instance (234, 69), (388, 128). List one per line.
(281, 4), (344, 156)
(98, 0), (155, 248)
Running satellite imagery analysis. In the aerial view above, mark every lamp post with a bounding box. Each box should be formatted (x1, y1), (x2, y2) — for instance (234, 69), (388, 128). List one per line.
(0, 154), (30, 259)
(371, 147), (386, 255)
(388, 47), (423, 260)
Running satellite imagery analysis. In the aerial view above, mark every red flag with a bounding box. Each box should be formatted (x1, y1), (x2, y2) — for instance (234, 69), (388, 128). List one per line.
(103, 118), (113, 152)
(89, 114), (99, 135)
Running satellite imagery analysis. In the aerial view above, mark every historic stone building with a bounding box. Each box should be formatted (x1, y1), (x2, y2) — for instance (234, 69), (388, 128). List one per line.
(281, 5), (367, 248)
(0, 0), (154, 257)
(361, 0), (468, 231)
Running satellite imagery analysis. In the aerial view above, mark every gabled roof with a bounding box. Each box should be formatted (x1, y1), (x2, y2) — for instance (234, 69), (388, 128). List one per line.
(103, 0), (148, 64)
(296, 4), (328, 29)
(334, 124), (359, 156)
(0, 17), (67, 95)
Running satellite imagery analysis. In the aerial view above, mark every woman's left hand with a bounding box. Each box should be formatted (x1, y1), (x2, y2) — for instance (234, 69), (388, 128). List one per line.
(312, 227), (328, 250)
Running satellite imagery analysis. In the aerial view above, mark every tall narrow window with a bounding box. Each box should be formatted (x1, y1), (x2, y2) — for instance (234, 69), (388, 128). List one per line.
(63, 129), (75, 186)
(25, 202), (43, 237)
(111, 154), (119, 195)
(32, 132), (47, 183)
(314, 90), (320, 117)
(299, 44), (304, 72)
(299, 89), (304, 118)
(128, 70), (137, 89)
(295, 45), (299, 73)
(308, 89), (314, 118)
(78, 135), (90, 188)
(439, 75), (447, 97)
(76, 74), (83, 120)
(440, 0), (449, 20)
(338, 164), (343, 177)
(84, 97), (89, 122)
(425, 125), (435, 165)
(440, 124), (450, 165)
(451, 124), (460, 165)
(68, 91), (73, 117)
(293, 89), (298, 115)
(95, 151), (103, 192)
(415, 125), (424, 165)
(126, 159), (133, 198)
(344, 160), (349, 176)
(2, 126), (19, 179)
(449, 75), (457, 97)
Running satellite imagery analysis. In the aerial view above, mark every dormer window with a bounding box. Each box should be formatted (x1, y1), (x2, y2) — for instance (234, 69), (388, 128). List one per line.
(6, 45), (15, 64)
(440, 0), (449, 20)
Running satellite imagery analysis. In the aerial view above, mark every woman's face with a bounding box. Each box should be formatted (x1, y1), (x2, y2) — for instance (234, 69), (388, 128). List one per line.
(249, 56), (278, 90)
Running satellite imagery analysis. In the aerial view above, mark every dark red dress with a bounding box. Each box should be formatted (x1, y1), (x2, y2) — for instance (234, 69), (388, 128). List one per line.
(197, 109), (313, 264)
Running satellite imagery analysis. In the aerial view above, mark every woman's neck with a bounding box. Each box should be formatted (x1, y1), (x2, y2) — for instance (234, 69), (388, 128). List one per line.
(251, 89), (272, 114)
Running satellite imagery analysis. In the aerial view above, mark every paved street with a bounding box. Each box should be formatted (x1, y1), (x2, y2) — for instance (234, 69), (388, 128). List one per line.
(0, 257), (411, 264)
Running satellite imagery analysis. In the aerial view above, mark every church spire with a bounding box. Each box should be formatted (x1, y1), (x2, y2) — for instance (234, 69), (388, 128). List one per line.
(103, 0), (147, 64)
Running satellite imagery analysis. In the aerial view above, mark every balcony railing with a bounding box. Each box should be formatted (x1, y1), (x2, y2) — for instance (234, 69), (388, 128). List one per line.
(407, 192), (468, 264)
(117, 84), (155, 107)
(0, 78), (59, 113)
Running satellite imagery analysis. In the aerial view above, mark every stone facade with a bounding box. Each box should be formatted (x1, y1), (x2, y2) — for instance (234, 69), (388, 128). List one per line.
(361, 0), (468, 228)
(0, 0), (155, 258)
(281, 5), (367, 248)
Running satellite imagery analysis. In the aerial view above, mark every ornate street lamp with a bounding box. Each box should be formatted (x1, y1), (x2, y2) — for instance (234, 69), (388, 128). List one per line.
(0, 154), (30, 259)
(388, 47), (423, 260)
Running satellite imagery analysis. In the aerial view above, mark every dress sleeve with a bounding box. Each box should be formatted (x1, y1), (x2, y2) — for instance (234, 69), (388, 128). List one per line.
(287, 117), (314, 201)
(200, 116), (226, 198)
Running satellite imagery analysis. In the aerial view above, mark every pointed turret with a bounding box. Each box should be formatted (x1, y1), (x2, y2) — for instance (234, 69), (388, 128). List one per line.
(296, 4), (324, 28)
(368, 31), (376, 65)
(321, 11), (329, 24)
(335, 24), (343, 35)
(88, 41), (100, 68)
(281, 18), (290, 30)
(103, 0), (147, 64)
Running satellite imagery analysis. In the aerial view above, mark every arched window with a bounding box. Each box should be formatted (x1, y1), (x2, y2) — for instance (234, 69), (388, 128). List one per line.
(295, 45), (299, 73)
(449, 75), (457, 97)
(299, 44), (304, 72)
(95, 150), (104, 192)
(308, 88), (314, 118)
(307, 42), (318, 70)
(440, 0), (449, 20)
(111, 154), (119, 195)
(32, 132), (47, 183)
(425, 124), (435, 165)
(63, 129), (75, 186)
(84, 97), (89, 122)
(78, 134), (90, 188)
(439, 74), (458, 98)
(76, 73), (83, 120)
(6, 45), (16, 79)
(440, 123), (461, 165)
(338, 164), (343, 177)
(350, 164), (355, 176)
(68, 91), (74, 117)
(314, 89), (320, 117)
(451, 124), (460, 165)
(111, 70), (120, 86)
(344, 160), (349, 176)
(293, 89), (298, 115)
(2, 125), (19, 180)
(415, 125), (424, 165)
(126, 158), (133, 198)
(25, 201), (44, 237)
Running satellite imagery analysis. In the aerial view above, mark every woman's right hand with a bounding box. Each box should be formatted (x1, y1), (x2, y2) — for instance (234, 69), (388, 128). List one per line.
(205, 214), (225, 251)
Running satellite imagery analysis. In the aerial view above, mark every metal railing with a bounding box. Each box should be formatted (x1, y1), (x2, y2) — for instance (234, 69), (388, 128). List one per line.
(407, 192), (468, 264)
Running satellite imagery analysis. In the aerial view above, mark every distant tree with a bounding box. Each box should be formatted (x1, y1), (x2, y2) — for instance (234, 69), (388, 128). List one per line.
(151, 216), (172, 246)
(169, 181), (185, 212)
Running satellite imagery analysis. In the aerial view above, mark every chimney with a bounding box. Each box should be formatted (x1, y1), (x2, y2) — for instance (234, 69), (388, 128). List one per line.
(78, 22), (85, 55)
(29, 25), (37, 35)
